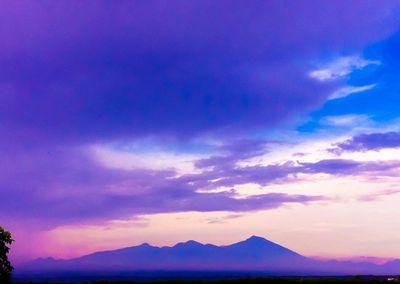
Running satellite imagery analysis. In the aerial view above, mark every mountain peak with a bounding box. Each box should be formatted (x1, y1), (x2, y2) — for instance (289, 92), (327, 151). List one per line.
(173, 240), (203, 248)
(186, 240), (202, 245)
(229, 235), (295, 253)
(246, 235), (268, 242)
(241, 235), (274, 245)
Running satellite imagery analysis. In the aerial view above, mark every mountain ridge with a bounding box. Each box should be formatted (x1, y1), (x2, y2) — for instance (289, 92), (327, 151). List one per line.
(16, 235), (400, 279)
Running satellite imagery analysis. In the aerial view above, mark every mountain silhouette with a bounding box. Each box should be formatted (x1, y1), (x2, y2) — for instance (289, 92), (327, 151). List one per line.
(16, 236), (400, 280)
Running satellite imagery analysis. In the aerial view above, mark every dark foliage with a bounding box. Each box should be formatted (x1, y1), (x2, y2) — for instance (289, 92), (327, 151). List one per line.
(0, 226), (14, 283)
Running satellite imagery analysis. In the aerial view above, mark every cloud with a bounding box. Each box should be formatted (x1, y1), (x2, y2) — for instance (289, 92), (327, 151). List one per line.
(1, 1), (398, 143)
(300, 159), (400, 175)
(309, 55), (379, 100)
(4, 138), (400, 231)
(92, 145), (201, 174)
(0, 142), (324, 229)
(333, 131), (400, 152)
(320, 115), (370, 127)
(328, 84), (376, 100)
(310, 55), (380, 82)
(358, 189), (400, 202)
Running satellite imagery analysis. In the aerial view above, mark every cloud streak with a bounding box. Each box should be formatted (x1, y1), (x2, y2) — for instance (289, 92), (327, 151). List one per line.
(333, 132), (400, 152)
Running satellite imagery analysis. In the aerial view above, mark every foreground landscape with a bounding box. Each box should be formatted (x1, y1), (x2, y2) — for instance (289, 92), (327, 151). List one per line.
(12, 276), (400, 284)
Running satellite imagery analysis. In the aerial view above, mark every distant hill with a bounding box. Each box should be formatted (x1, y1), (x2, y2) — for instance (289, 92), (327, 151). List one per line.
(15, 236), (400, 280)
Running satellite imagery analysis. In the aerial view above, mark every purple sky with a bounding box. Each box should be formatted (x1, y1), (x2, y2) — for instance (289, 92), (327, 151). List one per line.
(2, 0), (400, 263)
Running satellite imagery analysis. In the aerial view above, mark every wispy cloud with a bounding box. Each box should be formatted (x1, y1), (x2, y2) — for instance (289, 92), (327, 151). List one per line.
(310, 56), (380, 82)
(329, 84), (376, 100)
(358, 189), (400, 202)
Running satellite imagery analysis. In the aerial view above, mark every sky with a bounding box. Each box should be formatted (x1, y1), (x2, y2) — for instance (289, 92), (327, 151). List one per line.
(2, 0), (400, 264)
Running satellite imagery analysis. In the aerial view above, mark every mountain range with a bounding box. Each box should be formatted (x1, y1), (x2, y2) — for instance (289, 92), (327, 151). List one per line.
(15, 236), (400, 280)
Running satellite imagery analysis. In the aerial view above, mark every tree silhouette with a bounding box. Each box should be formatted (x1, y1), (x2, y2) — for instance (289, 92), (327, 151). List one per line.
(0, 226), (13, 283)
